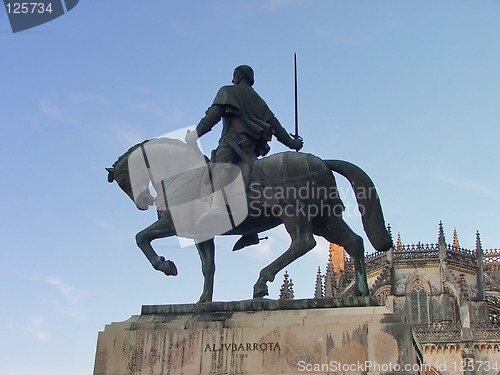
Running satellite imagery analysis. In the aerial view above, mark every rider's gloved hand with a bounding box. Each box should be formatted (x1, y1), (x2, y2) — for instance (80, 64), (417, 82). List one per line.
(185, 129), (199, 145)
(288, 137), (303, 151)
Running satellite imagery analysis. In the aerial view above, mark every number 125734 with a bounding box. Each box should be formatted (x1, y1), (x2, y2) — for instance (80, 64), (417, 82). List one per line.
(5, 2), (54, 14)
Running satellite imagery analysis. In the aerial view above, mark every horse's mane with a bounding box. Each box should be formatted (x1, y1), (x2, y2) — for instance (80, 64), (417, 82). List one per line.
(112, 138), (190, 169)
(112, 140), (147, 168)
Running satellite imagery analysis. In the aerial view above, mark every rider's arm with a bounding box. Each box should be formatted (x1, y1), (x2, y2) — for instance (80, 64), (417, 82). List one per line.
(195, 104), (225, 137)
(267, 117), (303, 150)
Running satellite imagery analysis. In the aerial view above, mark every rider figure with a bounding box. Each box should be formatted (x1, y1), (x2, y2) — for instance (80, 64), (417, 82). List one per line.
(186, 65), (303, 247)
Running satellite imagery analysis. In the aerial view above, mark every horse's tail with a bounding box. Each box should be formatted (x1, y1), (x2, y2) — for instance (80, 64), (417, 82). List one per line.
(324, 160), (393, 252)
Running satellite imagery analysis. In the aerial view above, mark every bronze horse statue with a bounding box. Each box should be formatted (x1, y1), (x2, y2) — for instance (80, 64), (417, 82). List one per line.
(106, 138), (392, 302)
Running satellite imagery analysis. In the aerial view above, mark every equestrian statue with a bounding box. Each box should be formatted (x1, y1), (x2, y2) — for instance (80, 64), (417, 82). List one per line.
(106, 65), (393, 303)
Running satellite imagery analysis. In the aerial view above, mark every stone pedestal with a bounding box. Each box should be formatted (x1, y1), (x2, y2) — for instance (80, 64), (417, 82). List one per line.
(93, 298), (422, 375)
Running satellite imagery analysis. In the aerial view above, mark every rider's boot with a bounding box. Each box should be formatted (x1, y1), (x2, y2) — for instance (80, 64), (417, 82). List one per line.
(232, 233), (259, 251)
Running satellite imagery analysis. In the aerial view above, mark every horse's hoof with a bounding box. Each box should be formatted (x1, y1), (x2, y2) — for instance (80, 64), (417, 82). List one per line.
(159, 260), (178, 276)
(253, 284), (269, 299)
(197, 296), (212, 303)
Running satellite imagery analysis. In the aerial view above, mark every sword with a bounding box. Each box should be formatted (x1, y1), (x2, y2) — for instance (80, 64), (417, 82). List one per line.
(293, 53), (303, 151)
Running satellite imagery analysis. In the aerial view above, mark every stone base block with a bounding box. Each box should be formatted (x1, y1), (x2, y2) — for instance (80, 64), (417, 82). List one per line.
(93, 298), (422, 375)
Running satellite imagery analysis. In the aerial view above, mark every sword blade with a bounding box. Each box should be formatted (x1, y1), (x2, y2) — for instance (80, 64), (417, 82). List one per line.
(294, 52), (299, 151)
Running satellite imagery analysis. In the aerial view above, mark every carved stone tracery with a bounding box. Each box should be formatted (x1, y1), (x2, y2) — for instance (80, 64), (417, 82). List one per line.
(409, 278), (431, 324)
(314, 227), (500, 370)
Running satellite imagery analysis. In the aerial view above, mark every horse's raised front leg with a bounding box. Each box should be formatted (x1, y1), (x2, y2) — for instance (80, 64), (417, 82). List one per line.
(253, 214), (316, 298)
(135, 215), (178, 276)
(195, 239), (215, 303)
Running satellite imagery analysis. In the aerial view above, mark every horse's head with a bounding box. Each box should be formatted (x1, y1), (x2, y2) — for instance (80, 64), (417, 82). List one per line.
(106, 141), (154, 211)
(108, 137), (208, 212)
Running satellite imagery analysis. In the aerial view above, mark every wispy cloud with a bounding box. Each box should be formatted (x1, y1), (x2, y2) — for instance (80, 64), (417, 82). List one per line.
(38, 90), (110, 124)
(129, 85), (184, 122)
(18, 274), (88, 320)
(113, 127), (145, 145)
(39, 92), (64, 121)
(311, 237), (330, 258)
(25, 318), (49, 341)
(68, 91), (110, 105)
(46, 276), (76, 301)
(130, 101), (171, 119)
(252, 241), (273, 259)
(43, 276), (88, 319)
(435, 171), (499, 201)
(262, 0), (305, 11)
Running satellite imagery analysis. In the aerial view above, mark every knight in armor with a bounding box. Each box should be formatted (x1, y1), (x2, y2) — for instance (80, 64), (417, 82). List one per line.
(186, 65), (303, 247)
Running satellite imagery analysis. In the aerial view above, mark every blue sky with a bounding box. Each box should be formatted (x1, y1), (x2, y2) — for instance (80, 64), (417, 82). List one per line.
(1, 1), (500, 374)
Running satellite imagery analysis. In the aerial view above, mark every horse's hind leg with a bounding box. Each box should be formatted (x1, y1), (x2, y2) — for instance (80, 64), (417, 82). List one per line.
(253, 215), (316, 298)
(195, 239), (215, 303)
(135, 215), (178, 276)
(315, 217), (369, 296)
